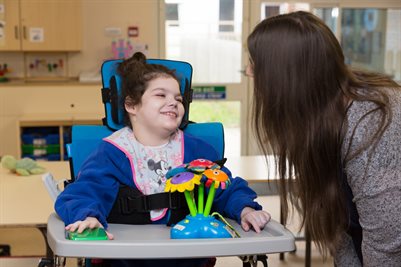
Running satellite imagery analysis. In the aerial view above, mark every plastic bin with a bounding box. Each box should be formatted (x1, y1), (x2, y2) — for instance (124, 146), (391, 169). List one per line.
(21, 144), (60, 156)
(21, 134), (60, 145)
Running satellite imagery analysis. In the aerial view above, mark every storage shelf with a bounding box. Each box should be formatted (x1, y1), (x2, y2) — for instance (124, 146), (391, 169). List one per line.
(18, 115), (102, 161)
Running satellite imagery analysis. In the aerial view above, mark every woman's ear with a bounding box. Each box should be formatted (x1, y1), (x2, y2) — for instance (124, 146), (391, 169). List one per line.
(245, 62), (254, 77)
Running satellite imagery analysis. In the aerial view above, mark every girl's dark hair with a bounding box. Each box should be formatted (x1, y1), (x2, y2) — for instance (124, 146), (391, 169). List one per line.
(247, 11), (399, 256)
(117, 52), (179, 127)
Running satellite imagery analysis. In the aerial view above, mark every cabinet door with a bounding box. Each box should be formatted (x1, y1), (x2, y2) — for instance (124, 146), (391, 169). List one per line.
(0, 0), (21, 51)
(20, 0), (82, 51)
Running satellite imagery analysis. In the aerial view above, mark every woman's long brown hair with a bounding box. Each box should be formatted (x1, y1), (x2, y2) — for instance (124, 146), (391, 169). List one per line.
(247, 11), (399, 256)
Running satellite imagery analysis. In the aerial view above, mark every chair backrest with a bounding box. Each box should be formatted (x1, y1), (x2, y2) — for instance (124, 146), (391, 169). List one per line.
(67, 125), (113, 179)
(68, 58), (225, 180)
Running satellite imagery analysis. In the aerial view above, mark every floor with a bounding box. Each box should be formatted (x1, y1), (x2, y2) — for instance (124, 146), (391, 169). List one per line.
(0, 195), (333, 267)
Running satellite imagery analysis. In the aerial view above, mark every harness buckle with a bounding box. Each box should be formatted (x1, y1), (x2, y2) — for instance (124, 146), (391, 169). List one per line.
(168, 192), (179, 209)
(121, 195), (148, 214)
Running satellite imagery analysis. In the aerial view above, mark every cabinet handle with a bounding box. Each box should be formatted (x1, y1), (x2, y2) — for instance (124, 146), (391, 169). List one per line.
(14, 26), (19, 40)
(23, 26), (27, 40)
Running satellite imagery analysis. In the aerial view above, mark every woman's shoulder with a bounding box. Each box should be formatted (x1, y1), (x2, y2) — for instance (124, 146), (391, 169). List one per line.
(343, 87), (401, 163)
(347, 87), (401, 123)
(386, 87), (401, 110)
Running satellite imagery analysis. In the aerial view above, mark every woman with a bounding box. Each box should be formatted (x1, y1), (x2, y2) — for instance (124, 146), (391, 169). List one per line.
(247, 11), (401, 266)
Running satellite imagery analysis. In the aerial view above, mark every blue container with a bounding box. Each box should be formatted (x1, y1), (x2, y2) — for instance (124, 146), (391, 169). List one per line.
(22, 133), (60, 145)
(170, 214), (235, 239)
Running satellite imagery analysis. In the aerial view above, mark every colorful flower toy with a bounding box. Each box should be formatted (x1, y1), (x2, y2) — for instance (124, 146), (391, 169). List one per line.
(164, 171), (201, 217)
(165, 159), (238, 239)
(202, 168), (230, 217)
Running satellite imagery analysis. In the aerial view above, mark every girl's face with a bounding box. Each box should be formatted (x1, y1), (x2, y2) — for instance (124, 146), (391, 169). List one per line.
(126, 76), (184, 141)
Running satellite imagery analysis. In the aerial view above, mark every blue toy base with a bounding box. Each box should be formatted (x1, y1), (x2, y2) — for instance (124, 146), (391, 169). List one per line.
(171, 214), (236, 239)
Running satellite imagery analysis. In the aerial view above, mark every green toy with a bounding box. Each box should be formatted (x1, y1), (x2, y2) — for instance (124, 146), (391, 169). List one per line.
(66, 228), (108, 241)
(1, 155), (46, 176)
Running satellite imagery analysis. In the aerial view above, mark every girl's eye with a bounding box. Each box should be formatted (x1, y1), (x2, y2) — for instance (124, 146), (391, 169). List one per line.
(176, 98), (183, 103)
(156, 94), (165, 98)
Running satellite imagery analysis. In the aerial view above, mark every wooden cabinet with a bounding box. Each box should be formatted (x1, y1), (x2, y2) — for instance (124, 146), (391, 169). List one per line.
(0, 0), (82, 51)
(0, 0), (20, 51)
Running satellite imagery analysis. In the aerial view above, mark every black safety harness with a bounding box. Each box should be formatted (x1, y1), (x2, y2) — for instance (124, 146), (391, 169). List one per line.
(107, 185), (190, 225)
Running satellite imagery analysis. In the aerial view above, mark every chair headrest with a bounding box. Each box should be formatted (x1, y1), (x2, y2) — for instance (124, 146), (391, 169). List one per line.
(101, 59), (193, 131)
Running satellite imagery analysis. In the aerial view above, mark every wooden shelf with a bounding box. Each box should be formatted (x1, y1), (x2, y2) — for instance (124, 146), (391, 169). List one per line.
(18, 114), (102, 161)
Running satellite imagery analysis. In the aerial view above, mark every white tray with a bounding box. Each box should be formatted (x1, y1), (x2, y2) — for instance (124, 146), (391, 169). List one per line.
(47, 213), (295, 259)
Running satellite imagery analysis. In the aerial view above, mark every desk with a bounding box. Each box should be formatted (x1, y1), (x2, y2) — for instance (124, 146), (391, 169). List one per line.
(0, 161), (69, 258)
(0, 161), (69, 227)
(225, 155), (282, 197)
(225, 155), (277, 183)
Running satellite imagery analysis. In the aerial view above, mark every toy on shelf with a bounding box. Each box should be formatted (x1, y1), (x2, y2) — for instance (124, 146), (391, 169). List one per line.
(0, 64), (9, 82)
(1, 155), (46, 176)
(165, 159), (239, 239)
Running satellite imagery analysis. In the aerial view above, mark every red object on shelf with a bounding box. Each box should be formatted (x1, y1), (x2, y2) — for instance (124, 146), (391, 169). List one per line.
(128, 26), (139, 37)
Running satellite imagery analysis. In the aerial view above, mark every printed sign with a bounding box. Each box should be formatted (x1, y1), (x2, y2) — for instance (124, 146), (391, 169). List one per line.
(192, 86), (226, 99)
(192, 86), (226, 100)
(30, 28), (44, 42)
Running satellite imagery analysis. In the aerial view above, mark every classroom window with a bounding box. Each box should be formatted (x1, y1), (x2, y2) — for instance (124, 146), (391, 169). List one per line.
(259, 4), (401, 82)
(340, 8), (401, 81)
(189, 101), (240, 157)
(219, 0), (235, 32)
(165, 0), (243, 83)
(166, 3), (179, 27)
(314, 7), (338, 34)
(261, 2), (310, 19)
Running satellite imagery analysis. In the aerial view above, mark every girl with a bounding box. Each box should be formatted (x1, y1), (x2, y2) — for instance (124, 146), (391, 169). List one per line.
(55, 52), (270, 267)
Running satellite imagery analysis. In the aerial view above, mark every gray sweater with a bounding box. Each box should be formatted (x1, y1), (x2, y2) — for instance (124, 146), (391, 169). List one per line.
(336, 88), (401, 266)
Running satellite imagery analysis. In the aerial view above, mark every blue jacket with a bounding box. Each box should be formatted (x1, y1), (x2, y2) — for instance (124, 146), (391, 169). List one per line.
(55, 132), (262, 229)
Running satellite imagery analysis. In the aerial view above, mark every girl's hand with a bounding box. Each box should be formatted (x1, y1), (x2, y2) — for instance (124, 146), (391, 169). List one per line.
(240, 207), (271, 233)
(65, 216), (114, 240)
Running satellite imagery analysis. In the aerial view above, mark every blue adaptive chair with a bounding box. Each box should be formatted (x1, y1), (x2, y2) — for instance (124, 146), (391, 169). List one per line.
(40, 58), (280, 267)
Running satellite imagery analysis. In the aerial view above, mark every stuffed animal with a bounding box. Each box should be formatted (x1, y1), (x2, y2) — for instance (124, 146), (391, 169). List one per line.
(1, 155), (46, 176)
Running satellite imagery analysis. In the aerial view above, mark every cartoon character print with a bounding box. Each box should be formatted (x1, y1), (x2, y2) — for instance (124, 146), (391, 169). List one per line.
(147, 157), (172, 190)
